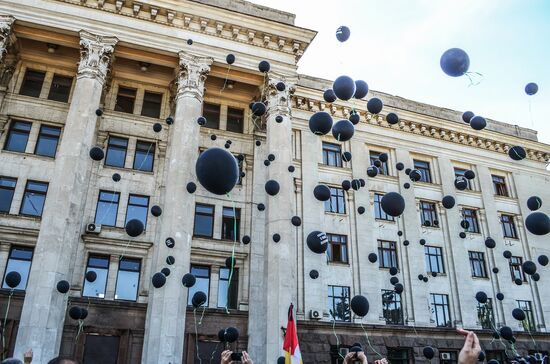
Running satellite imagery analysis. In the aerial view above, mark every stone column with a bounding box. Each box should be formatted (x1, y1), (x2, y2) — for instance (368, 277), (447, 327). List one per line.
(14, 31), (117, 362)
(141, 52), (212, 364)
(0, 15), (16, 113)
(248, 77), (296, 362)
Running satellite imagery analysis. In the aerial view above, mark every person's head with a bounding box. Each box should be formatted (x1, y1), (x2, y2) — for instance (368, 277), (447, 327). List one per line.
(47, 357), (78, 364)
(1, 359), (23, 364)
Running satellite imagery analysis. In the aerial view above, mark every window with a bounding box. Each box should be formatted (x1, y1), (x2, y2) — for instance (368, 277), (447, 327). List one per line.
(420, 201), (438, 227)
(235, 155), (243, 185)
(327, 234), (348, 263)
(374, 193), (394, 221)
(378, 240), (398, 269)
(19, 69), (45, 97)
(20, 181), (48, 217)
(2, 247), (33, 290)
(114, 86), (136, 114)
(227, 107), (244, 133)
(501, 214), (518, 239)
(509, 256), (526, 282)
(218, 267), (238, 309)
(462, 209), (480, 233)
(322, 142), (342, 167)
(413, 160), (432, 183)
(425, 246), (445, 274)
(125, 194), (149, 229)
(440, 351), (458, 364)
(517, 300), (536, 331)
(0, 177), (17, 213)
(115, 258), (140, 301)
(454, 168), (472, 190)
(4, 120), (32, 153)
(486, 351), (505, 364)
(477, 299), (494, 329)
(94, 191), (120, 226)
(382, 289), (403, 325)
(188, 265), (210, 306)
(105, 136), (128, 168)
(492, 175), (508, 197)
(194, 342), (222, 364)
(324, 187), (346, 214)
(133, 141), (155, 172)
(430, 293), (451, 327)
(47, 74), (73, 102)
(82, 255), (109, 298)
(34, 125), (61, 158)
(328, 285), (350, 322)
(141, 91), (162, 118)
(194, 204), (215, 238)
(370, 151), (389, 175)
(221, 206), (240, 240)
(469, 251), (487, 278)
(202, 102), (221, 129)
(83, 335), (119, 364)
(387, 348), (412, 364)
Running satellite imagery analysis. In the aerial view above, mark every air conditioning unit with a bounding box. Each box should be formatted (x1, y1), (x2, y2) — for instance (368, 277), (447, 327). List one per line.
(441, 353), (451, 360)
(309, 309), (322, 320)
(86, 223), (101, 234)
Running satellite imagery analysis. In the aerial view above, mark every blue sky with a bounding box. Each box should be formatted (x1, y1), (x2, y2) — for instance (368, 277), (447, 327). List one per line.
(254, 0), (550, 145)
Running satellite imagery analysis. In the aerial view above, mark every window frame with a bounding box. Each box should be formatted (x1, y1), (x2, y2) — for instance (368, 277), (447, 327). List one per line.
(420, 201), (438, 227)
(374, 193), (395, 221)
(324, 186), (346, 214)
(19, 69), (46, 98)
(82, 254), (110, 299)
(187, 265), (211, 307)
(327, 285), (351, 322)
(114, 257), (141, 301)
(221, 206), (241, 241)
(468, 251), (488, 278)
(500, 214), (518, 239)
(517, 300), (536, 332)
(454, 168), (472, 190)
(492, 175), (508, 197)
(413, 159), (432, 183)
(94, 190), (120, 227)
(19, 180), (49, 217)
(326, 233), (348, 264)
(104, 136), (129, 168)
(0, 176), (17, 214)
(34, 124), (62, 158)
(202, 102), (221, 129)
(4, 120), (32, 153)
(114, 86), (137, 114)
(322, 142), (342, 167)
(226, 107), (245, 133)
(369, 151), (389, 175)
(124, 194), (149, 230)
(217, 267), (239, 309)
(382, 289), (403, 325)
(425, 246), (445, 274)
(140, 90), (163, 119)
(477, 298), (495, 329)
(47, 74), (73, 103)
(430, 293), (452, 327)
(378, 240), (398, 269)
(133, 140), (155, 172)
(462, 208), (480, 233)
(193, 203), (215, 238)
(2, 246), (34, 291)
(509, 256), (526, 282)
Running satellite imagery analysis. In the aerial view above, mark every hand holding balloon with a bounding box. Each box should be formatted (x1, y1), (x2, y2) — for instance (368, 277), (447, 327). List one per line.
(457, 329), (481, 364)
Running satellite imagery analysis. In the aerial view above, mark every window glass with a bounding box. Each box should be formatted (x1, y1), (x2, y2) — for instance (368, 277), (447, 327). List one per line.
(194, 204), (214, 237)
(327, 234), (348, 263)
(115, 86), (136, 114)
(227, 107), (244, 133)
(141, 91), (162, 118)
(324, 187), (345, 214)
(47, 75), (73, 102)
(327, 285), (350, 322)
(0, 177), (17, 213)
(133, 141), (155, 172)
(2, 247), (33, 290)
(218, 267), (238, 309)
(115, 258), (140, 301)
(322, 143), (342, 167)
(19, 70), (45, 98)
(35, 125), (61, 157)
(4, 121), (32, 153)
(188, 265), (210, 306)
(105, 137), (128, 168)
(125, 194), (149, 229)
(413, 160), (432, 183)
(202, 103), (221, 129)
(95, 191), (120, 226)
(82, 255), (109, 298)
(20, 181), (48, 217)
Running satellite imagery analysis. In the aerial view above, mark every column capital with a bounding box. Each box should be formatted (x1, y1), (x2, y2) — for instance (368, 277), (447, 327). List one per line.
(265, 75), (296, 118)
(176, 51), (213, 102)
(0, 15), (15, 60)
(77, 30), (118, 83)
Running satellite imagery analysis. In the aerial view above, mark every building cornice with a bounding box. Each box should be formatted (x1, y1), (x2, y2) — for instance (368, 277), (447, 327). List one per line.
(50, 0), (315, 62)
(291, 94), (550, 164)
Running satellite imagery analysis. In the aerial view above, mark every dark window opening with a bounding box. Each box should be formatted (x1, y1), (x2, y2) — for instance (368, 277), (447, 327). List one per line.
(202, 103), (221, 129)
(19, 70), (45, 98)
(327, 234), (348, 263)
(115, 86), (136, 114)
(194, 204), (214, 238)
(227, 107), (244, 133)
(221, 206), (240, 240)
(47, 74), (73, 102)
(141, 91), (162, 118)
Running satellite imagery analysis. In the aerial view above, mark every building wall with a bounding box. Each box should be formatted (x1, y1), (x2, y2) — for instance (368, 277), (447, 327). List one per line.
(0, 0), (549, 363)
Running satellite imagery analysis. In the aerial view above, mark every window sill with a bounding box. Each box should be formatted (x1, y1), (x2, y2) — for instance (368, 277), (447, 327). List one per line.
(380, 267), (400, 272)
(0, 149), (56, 162)
(318, 164), (352, 174)
(102, 164), (155, 176)
(328, 261), (350, 267)
(428, 272), (446, 276)
(471, 276), (490, 280)
(324, 211), (347, 217)
(17, 214), (42, 220)
(421, 225), (440, 230)
(375, 218), (396, 224)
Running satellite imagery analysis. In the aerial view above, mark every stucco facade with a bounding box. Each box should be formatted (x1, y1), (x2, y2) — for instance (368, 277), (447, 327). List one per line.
(0, 0), (549, 363)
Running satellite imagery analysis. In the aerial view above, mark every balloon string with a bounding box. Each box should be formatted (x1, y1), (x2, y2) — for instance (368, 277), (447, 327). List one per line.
(1, 290), (13, 360)
(193, 308), (202, 364)
(330, 316), (345, 361)
(528, 98), (534, 128)
(219, 65), (232, 94)
(360, 321), (383, 359)
(209, 342), (220, 364)
(75, 319), (84, 341)
(224, 194), (238, 315)
(465, 71), (483, 87)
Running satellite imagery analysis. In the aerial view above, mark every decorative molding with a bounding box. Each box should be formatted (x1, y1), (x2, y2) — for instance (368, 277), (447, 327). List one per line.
(175, 52), (213, 102)
(266, 76), (296, 119)
(50, 0), (309, 61)
(0, 15), (15, 64)
(291, 95), (550, 163)
(77, 30), (118, 83)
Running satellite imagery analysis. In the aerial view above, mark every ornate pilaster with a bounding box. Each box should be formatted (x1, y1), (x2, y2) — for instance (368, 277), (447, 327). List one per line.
(77, 30), (117, 82)
(176, 52), (212, 102)
(265, 76), (295, 118)
(0, 15), (17, 93)
(0, 15), (15, 63)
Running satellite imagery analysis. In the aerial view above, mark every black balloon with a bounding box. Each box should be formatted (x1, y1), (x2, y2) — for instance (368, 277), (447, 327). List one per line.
(112, 173), (121, 182)
(309, 270), (319, 279)
(368, 253), (378, 263)
(307, 231), (328, 254)
(349, 113), (360, 125)
(166, 116), (174, 125)
(367, 98), (383, 114)
(538, 255), (549, 266)
(459, 232), (466, 239)
(313, 185), (331, 201)
(276, 82), (286, 91)
(276, 115), (283, 123)
(332, 119), (354, 142)
(333, 76), (356, 101)
(264, 160), (270, 166)
(496, 293), (504, 301)
(525, 212), (550, 235)
(464, 170), (475, 180)
(341, 180), (351, 191)
(403, 183), (410, 189)
(354, 80), (369, 99)
(165, 237), (175, 248)
(166, 256), (175, 265)
(409, 170), (421, 182)
(386, 113), (399, 125)
(226, 54), (235, 65)
(309, 112), (333, 135)
(403, 240), (410, 246)
(291, 216), (302, 227)
(525, 82), (538, 96)
(522, 261), (537, 275)
(405, 168), (411, 175)
(508, 146), (526, 161)
(187, 39), (193, 45)
(512, 308), (526, 321)
(187, 182), (197, 193)
(460, 220), (470, 229)
(182, 273), (196, 288)
(252, 102), (266, 117)
(153, 123), (162, 132)
(527, 196), (542, 211)
(125, 219), (144, 237)
(475, 291), (488, 303)
(532, 273), (540, 281)
(258, 60), (270, 73)
(85, 271), (97, 283)
(288, 165), (295, 172)
(462, 111), (474, 123)
(57, 280), (70, 293)
(161, 268), (170, 276)
(4, 271), (20, 289)
(470, 116), (487, 131)
(192, 291), (207, 308)
(336, 26), (351, 42)
(242, 235), (251, 245)
(255, 140), (261, 146)
(211, 134), (216, 140)
(485, 237), (496, 249)
(493, 267), (499, 274)
(89, 147), (104, 161)
(265, 180), (280, 196)
(152, 272), (166, 288)
(151, 205), (162, 217)
(197, 116), (206, 126)
(478, 352), (485, 362)
(225, 257), (236, 269)
(390, 277), (399, 285)
(268, 154), (275, 162)
(419, 239), (426, 245)
(351, 179), (361, 191)
(257, 203), (265, 211)
(95, 108), (103, 116)
(389, 267), (398, 276)
(272, 234), (281, 242)
(196, 148), (239, 195)
(442, 195), (456, 209)
(378, 153), (388, 163)
(224, 327), (239, 343)
(423, 277), (428, 282)
(69, 306), (82, 320)
(342, 151), (352, 162)
(423, 347), (435, 360)
(455, 177), (468, 190)
(323, 89), (337, 103)
(357, 206), (365, 215)
(394, 283), (404, 294)
(440, 48), (470, 77)
(350, 295), (369, 317)
(277, 357), (286, 364)
(381, 192), (405, 217)
(80, 308), (88, 320)
(396, 162), (404, 171)
(515, 278), (523, 285)
(367, 166), (378, 178)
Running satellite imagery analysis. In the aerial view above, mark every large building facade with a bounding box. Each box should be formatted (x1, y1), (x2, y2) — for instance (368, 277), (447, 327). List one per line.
(0, 0), (549, 363)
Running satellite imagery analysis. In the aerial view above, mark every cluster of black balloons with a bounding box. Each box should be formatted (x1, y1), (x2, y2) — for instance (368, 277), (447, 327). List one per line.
(68, 306), (88, 321)
(218, 327), (239, 343)
(524, 196), (549, 236)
